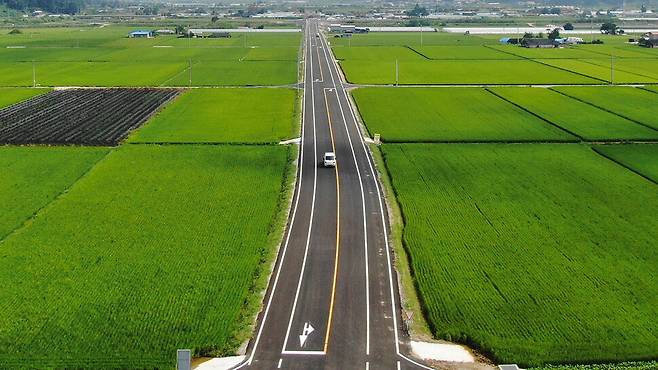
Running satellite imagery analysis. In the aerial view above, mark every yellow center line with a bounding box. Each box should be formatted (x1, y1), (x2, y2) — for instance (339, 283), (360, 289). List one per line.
(322, 88), (340, 354)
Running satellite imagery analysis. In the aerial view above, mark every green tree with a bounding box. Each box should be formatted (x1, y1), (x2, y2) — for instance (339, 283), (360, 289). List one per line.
(548, 28), (560, 40)
(600, 22), (618, 34)
(563, 22), (574, 30)
(406, 3), (428, 17)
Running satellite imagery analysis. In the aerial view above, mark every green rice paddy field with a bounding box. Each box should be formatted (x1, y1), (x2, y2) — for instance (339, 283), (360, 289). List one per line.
(331, 32), (658, 84)
(0, 87), (48, 108)
(594, 144), (658, 182)
(553, 86), (658, 130)
(354, 86), (658, 143)
(0, 145), (290, 368)
(0, 146), (108, 240)
(489, 87), (658, 141)
(0, 26), (300, 86)
(381, 143), (658, 366)
(353, 87), (575, 142)
(355, 82), (658, 367)
(130, 88), (298, 144)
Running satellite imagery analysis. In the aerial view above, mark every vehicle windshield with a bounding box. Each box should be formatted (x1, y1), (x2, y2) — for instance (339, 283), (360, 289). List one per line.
(326, 154), (335, 160)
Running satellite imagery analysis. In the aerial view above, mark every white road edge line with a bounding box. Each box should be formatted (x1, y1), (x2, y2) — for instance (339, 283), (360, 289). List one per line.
(281, 350), (326, 355)
(277, 358), (282, 368)
(318, 25), (371, 357)
(281, 19), (321, 354)
(233, 21), (314, 369)
(320, 24), (436, 370)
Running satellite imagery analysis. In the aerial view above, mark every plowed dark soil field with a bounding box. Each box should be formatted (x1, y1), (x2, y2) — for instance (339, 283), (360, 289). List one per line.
(0, 88), (180, 145)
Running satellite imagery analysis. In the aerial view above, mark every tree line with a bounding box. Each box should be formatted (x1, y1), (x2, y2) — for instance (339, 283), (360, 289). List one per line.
(0, 0), (84, 14)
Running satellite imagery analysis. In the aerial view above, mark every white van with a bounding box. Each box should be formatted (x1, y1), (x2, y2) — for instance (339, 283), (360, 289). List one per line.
(323, 152), (336, 167)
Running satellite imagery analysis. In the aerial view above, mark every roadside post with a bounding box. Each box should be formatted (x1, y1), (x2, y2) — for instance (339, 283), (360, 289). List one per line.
(177, 349), (191, 370)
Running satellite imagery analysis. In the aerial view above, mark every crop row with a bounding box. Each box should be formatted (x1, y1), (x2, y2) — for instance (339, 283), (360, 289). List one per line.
(0, 88), (180, 145)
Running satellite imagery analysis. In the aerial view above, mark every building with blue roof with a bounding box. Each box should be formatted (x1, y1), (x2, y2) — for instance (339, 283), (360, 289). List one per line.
(128, 30), (153, 38)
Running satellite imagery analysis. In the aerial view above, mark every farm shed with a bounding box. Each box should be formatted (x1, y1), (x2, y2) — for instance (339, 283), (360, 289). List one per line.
(129, 30), (153, 38)
(520, 38), (558, 48)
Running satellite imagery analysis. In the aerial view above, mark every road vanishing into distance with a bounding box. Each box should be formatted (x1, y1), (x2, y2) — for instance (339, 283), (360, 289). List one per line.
(232, 19), (434, 370)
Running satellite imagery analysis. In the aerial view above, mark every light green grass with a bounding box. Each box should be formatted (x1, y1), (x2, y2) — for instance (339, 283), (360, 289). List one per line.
(585, 58), (658, 81)
(382, 143), (658, 367)
(537, 59), (657, 83)
(0, 144), (290, 369)
(33, 61), (187, 87)
(245, 46), (299, 61)
(594, 144), (658, 182)
(0, 62), (33, 86)
(131, 88), (298, 143)
(553, 86), (658, 130)
(339, 59), (598, 85)
(490, 87), (658, 140)
(352, 88), (575, 142)
(0, 27), (300, 86)
(329, 32), (496, 47)
(578, 44), (658, 58)
(0, 87), (48, 108)
(0, 146), (108, 240)
(411, 45), (518, 60)
(164, 61), (297, 86)
(489, 44), (605, 59)
(333, 46), (425, 61)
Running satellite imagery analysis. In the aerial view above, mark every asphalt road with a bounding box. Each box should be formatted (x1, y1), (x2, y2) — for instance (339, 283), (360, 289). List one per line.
(232, 19), (433, 370)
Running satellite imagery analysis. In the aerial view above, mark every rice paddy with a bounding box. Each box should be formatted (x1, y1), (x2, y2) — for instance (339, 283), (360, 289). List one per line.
(381, 143), (658, 367)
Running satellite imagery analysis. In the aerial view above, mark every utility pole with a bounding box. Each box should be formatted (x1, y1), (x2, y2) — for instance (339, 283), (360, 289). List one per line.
(610, 52), (614, 85)
(395, 59), (399, 86)
(188, 59), (192, 87)
(32, 60), (36, 87)
(590, 16), (594, 43)
(420, 26), (423, 47)
(244, 32), (247, 48)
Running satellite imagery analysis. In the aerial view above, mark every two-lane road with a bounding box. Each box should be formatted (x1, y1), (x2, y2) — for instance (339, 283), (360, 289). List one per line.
(233, 19), (433, 370)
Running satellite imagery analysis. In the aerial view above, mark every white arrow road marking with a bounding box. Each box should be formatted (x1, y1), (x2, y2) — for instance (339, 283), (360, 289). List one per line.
(299, 322), (315, 347)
